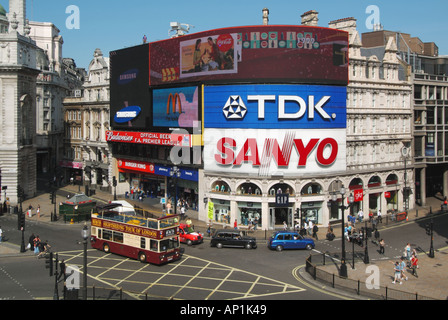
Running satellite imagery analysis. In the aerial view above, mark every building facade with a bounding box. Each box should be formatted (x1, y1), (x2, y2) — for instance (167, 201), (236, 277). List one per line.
(63, 48), (112, 191)
(0, 0), (39, 205)
(362, 29), (448, 205)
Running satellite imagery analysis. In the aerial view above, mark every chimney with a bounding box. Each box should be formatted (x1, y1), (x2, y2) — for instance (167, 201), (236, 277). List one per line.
(301, 10), (318, 26)
(262, 8), (269, 25)
(328, 17), (357, 37)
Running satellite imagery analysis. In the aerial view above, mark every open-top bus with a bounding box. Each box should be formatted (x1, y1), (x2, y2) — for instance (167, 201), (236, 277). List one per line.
(90, 204), (181, 264)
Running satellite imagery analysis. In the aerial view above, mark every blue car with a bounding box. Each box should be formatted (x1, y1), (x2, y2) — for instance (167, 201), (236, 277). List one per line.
(268, 231), (315, 251)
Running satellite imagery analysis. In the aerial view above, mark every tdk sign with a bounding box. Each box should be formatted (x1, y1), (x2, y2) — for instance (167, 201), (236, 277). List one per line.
(205, 84), (346, 129)
(114, 105), (141, 123)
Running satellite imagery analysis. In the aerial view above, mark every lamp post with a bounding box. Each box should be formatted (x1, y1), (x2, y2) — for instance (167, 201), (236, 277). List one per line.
(81, 223), (89, 300)
(332, 184), (354, 278)
(429, 219), (435, 258)
(169, 166), (181, 216)
(364, 220), (370, 264)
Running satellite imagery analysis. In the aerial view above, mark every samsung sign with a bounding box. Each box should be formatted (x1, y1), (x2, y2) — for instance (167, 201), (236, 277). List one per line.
(204, 84), (346, 129)
(114, 105), (142, 123)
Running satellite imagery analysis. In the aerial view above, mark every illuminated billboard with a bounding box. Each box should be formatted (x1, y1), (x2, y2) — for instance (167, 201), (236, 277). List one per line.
(203, 128), (346, 176)
(152, 86), (200, 129)
(204, 84), (346, 129)
(110, 44), (150, 129)
(149, 25), (348, 86)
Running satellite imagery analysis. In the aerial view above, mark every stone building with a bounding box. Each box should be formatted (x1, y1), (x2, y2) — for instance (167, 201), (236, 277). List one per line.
(63, 48), (112, 191)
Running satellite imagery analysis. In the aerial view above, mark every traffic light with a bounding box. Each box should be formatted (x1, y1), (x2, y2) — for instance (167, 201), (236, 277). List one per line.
(17, 211), (25, 231)
(112, 176), (117, 187)
(49, 191), (56, 204)
(45, 252), (54, 276)
(425, 223), (431, 235)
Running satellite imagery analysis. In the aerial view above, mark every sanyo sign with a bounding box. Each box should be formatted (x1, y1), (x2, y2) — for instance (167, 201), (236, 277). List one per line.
(203, 128), (347, 176)
(204, 84), (346, 129)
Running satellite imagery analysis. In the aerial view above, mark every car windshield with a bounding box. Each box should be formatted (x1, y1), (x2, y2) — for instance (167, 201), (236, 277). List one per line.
(184, 226), (195, 234)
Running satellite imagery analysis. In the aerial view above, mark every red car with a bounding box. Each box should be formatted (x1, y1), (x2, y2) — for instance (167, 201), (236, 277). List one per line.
(179, 223), (204, 246)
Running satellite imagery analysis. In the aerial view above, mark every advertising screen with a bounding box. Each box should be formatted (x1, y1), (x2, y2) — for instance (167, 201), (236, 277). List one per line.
(152, 86), (200, 129)
(203, 128), (346, 176)
(149, 25), (348, 86)
(110, 44), (150, 130)
(204, 84), (346, 129)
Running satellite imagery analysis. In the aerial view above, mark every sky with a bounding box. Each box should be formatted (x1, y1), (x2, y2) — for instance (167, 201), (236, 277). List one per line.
(2, 0), (448, 70)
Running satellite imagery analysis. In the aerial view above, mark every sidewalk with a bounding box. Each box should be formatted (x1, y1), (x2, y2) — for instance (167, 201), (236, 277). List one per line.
(1, 184), (447, 300)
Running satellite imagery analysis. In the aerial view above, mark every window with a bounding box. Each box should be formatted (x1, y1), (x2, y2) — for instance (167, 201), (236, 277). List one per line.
(113, 231), (123, 244)
(140, 237), (146, 249)
(150, 239), (158, 252)
(103, 230), (112, 240)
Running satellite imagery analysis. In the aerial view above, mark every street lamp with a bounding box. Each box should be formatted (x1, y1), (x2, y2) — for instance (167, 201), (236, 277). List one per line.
(169, 166), (181, 215)
(81, 223), (89, 300)
(364, 220), (370, 264)
(331, 184), (354, 278)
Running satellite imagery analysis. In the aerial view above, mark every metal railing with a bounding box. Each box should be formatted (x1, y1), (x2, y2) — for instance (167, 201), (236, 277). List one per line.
(305, 252), (436, 300)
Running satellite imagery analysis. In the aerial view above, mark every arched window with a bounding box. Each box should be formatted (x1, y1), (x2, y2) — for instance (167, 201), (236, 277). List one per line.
(238, 182), (261, 196)
(301, 182), (322, 195)
(211, 181), (231, 193)
(269, 183), (294, 196)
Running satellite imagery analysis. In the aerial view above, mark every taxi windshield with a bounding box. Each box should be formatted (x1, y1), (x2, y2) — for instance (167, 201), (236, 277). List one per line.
(184, 226), (195, 233)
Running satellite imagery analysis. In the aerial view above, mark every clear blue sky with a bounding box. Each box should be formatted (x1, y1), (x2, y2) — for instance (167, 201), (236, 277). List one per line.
(3, 0), (448, 70)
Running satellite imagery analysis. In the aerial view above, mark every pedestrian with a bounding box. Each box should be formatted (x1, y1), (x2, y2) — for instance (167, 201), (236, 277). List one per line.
(410, 254), (419, 277)
(400, 257), (408, 281)
(404, 243), (412, 262)
(283, 221), (288, 231)
(37, 204), (40, 219)
(0, 225), (2, 243)
(368, 211), (373, 222)
(308, 220), (313, 236)
(304, 220), (309, 236)
(357, 209), (364, 222)
(377, 209), (382, 223)
(28, 233), (35, 251)
(379, 238), (385, 254)
(33, 235), (41, 254)
(180, 205), (186, 220)
(312, 223), (319, 240)
(28, 204), (33, 217)
(234, 219), (238, 229)
(392, 261), (402, 284)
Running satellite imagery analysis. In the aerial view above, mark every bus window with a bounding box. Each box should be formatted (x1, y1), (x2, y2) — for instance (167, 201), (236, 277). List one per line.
(150, 239), (158, 252)
(140, 237), (146, 249)
(103, 230), (112, 240)
(160, 238), (178, 251)
(113, 231), (123, 243)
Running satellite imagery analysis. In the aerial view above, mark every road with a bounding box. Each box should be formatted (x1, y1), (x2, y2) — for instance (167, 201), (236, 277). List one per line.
(0, 211), (447, 302)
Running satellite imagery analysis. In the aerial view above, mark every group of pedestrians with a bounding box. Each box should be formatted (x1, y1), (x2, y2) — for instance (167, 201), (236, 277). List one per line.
(294, 220), (319, 240)
(391, 242), (419, 284)
(28, 233), (51, 258)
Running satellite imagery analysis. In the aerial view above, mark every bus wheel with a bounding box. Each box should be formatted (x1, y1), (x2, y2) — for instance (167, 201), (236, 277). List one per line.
(138, 252), (146, 263)
(103, 243), (110, 253)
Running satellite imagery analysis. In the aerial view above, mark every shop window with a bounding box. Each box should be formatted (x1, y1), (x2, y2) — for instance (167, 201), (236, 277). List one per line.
(238, 183), (261, 195)
(348, 178), (363, 191)
(269, 183), (294, 195)
(211, 181), (230, 193)
(301, 183), (322, 195)
(368, 176), (381, 188)
(385, 174), (398, 186)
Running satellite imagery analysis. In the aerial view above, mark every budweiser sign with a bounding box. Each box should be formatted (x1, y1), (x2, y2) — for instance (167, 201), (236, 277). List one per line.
(105, 130), (191, 147)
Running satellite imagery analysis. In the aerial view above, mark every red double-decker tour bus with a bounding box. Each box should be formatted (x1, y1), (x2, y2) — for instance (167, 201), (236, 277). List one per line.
(90, 208), (181, 264)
